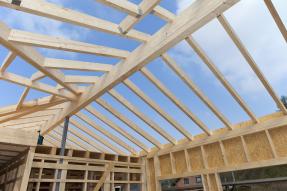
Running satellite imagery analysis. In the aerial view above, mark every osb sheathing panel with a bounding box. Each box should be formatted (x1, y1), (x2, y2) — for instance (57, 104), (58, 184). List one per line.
(269, 126), (287, 157)
(148, 158), (156, 191)
(244, 132), (273, 161)
(173, 151), (187, 174)
(187, 147), (204, 171)
(159, 154), (172, 176)
(223, 137), (247, 165)
(204, 142), (224, 169)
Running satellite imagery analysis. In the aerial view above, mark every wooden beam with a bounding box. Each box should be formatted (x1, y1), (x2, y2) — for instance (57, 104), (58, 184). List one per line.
(0, 128), (37, 146)
(123, 79), (193, 140)
(108, 89), (177, 145)
(70, 118), (126, 155)
(118, 0), (160, 34)
(0, 71), (76, 100)
(185, 36), (258, 123)
(0, 22), (79, 95)
(264, 0), (287, 42)
(44, 58), (113, 72)
(93, 163), (113, 191)
(0, 0), (149, 42)
(76, 112), (138, 155)
(0, 115), (52, 127)
(97, 0), (140, 17)
(54, 128), (93, 151)
(41, 0), (239, 136)
(0, 99), (66, 124)
(140, 67), (211, 135)
(218, 14), (287, 115)
(0, 51), (16, 72)
(9, 29), (130, 59)
(64, 75), (99, 84)
(96, 98), (163, 148)
(67, 125), (108, 153)
(161, 53), (232, 129)
(85, 105), (149, 152)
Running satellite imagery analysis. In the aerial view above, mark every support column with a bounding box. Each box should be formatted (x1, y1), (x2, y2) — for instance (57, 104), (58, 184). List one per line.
(55, 116), (70, 191)
(19, 147), (35, 191)
(202, 173), (223, 191)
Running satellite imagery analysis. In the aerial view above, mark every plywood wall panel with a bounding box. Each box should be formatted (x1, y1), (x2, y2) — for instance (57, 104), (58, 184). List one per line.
(187, 147), (205, 171)
(173, 151), (187, 174)
(244, 132), (273, 161)
(223, 137), (247, 165)
(204, 143), (224, 169)
(159, 154), (172, 176)
(269, 126), (287, 157)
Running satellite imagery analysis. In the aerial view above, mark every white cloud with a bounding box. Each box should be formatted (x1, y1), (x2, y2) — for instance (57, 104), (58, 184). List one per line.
(175, 0), (195, 14)
(172, 0), (287, 96)
(0, 2), (89, 58)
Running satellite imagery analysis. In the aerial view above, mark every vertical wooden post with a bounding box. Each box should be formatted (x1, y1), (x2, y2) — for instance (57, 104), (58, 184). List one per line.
(203, 173), (223, 191)
(141, 158), (147, 191)
(19, 146), (35, 191)
(154, 155), (161, 191)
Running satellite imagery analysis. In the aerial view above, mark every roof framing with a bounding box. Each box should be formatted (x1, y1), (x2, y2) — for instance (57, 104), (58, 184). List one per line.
(0, 0), (286, 156)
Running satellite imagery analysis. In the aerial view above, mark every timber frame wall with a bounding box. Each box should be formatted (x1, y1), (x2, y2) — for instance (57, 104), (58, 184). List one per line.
(0, 0), (287, 190)
(29, 146), (143, 191)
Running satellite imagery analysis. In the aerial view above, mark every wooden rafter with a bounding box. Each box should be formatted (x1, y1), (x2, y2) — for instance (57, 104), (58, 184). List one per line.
(140, 67), (211, 135)
(69, 118), (126, 155)
(0, 22), (79, 95)
(96, 98), (163, 148)
(185, 36), (259, 123)
(218, 14), (287, 115)
(0, 0), (150, 42)
(85, 105), (149, 152)
(161, 53), (232, 129)
(40, 0), (238, 136)
(75, 112), (138, 155)
(123, 79), (193, 140)
(44, 58), (113, 72)
(264, 0), (287, 42)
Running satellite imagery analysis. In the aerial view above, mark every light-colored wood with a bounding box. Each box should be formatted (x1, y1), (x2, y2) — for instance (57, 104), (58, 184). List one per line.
(93, 163), (113, 191)
(218, 14), (287, 115)
(0, 51), (16, 72)
(69, 118), (126, 155)
(161, 53), (232, 129)
(264, 0), (287, 42)
(96, 98), (163, 148)
(0, 128), (37, 146)
(41, 0), (239, 135)
(185, 36), (258, 123)
(97, 0), (140, 17)
(0, 71), (76, 100)
(19, 147), (35, 191)
(85, 105), (149, 152)
(108, 89), (177, 145)
(0, 0), (149, 42)
(9, 29), (130, 59)
(76, 111), (138, 155)
(0, 23), (79, 96)
(44, 58), (113, 72)
(64, 75), (99, 84)
(118, 0), (160, 34)
(141, 67), (211, 135)
(67, 125), (107, 153)
(124, 79), (193, 140)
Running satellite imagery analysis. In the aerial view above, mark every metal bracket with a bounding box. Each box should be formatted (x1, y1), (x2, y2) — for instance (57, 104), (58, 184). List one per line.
(11, 0), (21, 6)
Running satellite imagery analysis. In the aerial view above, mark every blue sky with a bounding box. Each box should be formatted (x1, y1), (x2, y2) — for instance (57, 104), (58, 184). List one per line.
(0, 0), (287, 154)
